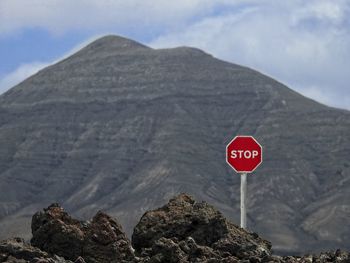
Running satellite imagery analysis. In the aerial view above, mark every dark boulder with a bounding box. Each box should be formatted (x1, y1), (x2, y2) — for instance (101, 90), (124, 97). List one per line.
(0, 237), (72, 262)
(31, 204), (134, 263)
(31, 203), (85, 260)
(293, 250), (350, 263)
(132, 193), (272, 262)
(83, 211), (135, 263)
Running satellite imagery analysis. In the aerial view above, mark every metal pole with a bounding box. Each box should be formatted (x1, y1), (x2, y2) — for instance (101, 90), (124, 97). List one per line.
(240, 173), (247, 229)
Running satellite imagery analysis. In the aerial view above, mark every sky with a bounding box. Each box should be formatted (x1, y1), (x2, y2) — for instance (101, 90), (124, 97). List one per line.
(0, 0), (349, 110)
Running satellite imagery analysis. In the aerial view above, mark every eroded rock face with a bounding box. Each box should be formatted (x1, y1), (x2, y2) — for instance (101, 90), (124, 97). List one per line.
(31, 204), (134, 263)
(83, 211), (135, 263)
(132, 194), (272, 262)
(0, 237), (72, 263)
(31, 203), (85, 260)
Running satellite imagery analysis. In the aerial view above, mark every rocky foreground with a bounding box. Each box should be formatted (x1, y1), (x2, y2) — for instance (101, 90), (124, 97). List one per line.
(0, 194), (349, 263)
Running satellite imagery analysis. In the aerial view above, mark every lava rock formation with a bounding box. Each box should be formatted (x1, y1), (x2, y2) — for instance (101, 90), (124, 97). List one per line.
(1, 194), (349, 263)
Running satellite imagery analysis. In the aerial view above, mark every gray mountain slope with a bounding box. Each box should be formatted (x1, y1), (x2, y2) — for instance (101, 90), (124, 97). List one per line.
(0, 35), (349, 254)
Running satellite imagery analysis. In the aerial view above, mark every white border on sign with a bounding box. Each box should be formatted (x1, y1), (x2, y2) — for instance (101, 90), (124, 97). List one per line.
(225, 135), (263, 174)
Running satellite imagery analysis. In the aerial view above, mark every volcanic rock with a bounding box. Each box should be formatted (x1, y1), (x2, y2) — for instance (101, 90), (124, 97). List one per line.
(82, 211), (134, 263)
(132, 194), (271, 262)
(31, 203), (85, 260)
(0, 237), (72, 262)
(1, 195), (350, 262)
(31, 204), (134, 263)
(282, 250), (350, 263)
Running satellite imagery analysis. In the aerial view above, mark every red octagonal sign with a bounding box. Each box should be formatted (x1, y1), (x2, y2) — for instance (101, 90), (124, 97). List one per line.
(226, 135), (262, 173)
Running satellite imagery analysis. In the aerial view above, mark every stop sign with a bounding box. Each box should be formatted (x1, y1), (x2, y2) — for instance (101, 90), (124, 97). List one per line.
(226, 136), (262, 173)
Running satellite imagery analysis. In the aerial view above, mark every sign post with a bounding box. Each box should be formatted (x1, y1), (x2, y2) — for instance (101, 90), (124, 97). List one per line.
(240, 173), (247, 228)
(226, 136), (262, 229)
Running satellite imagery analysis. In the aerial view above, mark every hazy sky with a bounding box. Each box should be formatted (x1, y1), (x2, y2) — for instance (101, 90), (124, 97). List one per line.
(0, 0), (349, 110)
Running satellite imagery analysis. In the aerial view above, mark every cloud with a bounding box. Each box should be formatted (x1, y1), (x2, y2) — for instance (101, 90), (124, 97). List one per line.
(0, 0), (248, 36)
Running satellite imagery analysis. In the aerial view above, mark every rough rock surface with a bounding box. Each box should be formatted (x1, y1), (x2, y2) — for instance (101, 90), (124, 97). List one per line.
(0, 237), (72, 262)
(133, 194), (271, 262)
(1, 195), (350, 262)
(31, 204), (134, 263)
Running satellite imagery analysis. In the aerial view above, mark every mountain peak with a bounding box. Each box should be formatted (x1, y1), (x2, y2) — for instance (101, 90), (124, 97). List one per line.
(79, 35), (150, 54)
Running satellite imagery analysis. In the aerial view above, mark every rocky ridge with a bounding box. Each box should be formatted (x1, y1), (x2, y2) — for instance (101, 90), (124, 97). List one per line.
(1, 194), (349, 263)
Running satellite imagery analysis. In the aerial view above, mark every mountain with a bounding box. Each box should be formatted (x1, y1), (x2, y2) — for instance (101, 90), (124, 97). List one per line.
(0, 35), (349, 254)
